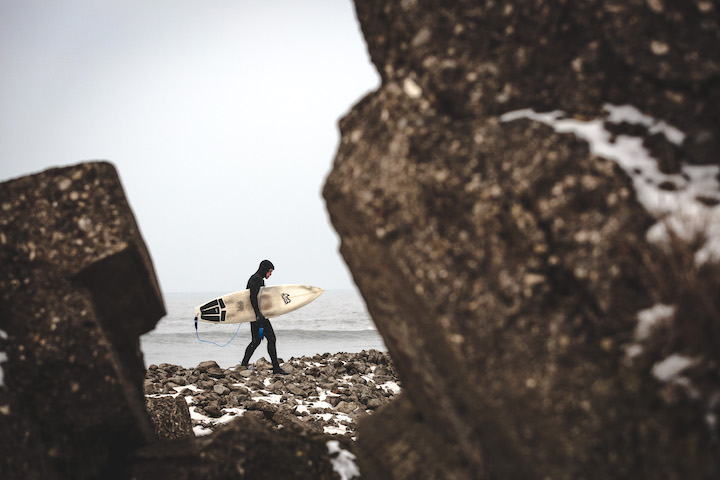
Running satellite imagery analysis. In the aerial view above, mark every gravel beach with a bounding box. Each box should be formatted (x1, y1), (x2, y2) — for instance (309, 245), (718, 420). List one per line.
(144, 349), (400, 439)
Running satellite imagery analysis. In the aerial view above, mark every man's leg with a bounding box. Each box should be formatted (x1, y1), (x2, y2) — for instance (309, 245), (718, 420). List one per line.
(263, 320), (286, 374)
(241, 321), (262, 366)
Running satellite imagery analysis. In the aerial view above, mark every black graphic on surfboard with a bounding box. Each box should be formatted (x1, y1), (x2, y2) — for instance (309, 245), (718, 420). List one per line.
(281, 293), (291, 305)
(200, 298), (227, 322)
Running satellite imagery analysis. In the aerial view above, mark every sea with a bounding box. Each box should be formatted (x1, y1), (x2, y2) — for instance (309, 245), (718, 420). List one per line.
(139, 289), (386, 369)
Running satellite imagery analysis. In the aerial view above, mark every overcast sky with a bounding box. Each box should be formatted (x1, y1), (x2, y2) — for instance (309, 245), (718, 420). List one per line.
(0, 0), (379, 292)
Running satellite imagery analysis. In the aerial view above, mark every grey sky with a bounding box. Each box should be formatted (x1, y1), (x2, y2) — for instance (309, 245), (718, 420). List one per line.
(0, 0), (379, 292)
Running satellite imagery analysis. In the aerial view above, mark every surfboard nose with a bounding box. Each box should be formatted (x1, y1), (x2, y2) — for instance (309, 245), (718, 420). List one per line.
(309, 286), (325, 296)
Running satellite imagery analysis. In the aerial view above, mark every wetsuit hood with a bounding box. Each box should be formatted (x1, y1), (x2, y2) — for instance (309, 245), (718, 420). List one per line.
(255, 260), (275, 276)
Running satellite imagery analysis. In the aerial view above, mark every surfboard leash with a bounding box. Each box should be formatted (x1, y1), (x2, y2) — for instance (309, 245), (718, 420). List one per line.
(194, 315), (242, 347)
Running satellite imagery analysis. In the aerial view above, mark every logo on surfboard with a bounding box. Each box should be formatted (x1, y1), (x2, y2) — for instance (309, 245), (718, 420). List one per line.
(200, 298), (227, 322)
(281, 293), (291, 305)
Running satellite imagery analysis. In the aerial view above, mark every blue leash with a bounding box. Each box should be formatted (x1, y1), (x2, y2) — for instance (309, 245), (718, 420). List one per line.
(194, 315), (242, 347)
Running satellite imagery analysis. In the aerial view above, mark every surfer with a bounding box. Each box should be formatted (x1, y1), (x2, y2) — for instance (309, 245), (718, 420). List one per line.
(240, 260), (288, 375)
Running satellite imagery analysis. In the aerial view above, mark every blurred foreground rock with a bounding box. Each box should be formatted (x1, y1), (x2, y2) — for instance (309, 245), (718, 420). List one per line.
(324, 1), (720, 479)
(0, 163), (345, 479)
(131, 415), (337, 480)
(0, 162), (165, 479)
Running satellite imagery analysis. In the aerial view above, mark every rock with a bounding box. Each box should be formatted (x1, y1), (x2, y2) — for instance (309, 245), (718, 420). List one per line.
(335, 401), (359, 415)
(228, 383), (249, 394)
(206, 367), (226, 379)
(272, 409), (303, 429)
(203, 404), (222, 418)
(243, 410), (267, 424)
(250, 400), (279, 416)
(0, 162), (164, 479)
(145, 396), (193, 440)
(323, 1), (720, 479)
(268, 380), (285, 393)
(167, 376), (187, 386)
(132, 416), (338, 479)
(287, 384), (307, 397)
(198, 380), (214, 390)
(195, 361), (220, 373)
(213, 384), (230, 396)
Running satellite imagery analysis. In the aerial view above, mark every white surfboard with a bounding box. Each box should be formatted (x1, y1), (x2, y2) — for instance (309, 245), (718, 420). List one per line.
(194, 285), (324, 324)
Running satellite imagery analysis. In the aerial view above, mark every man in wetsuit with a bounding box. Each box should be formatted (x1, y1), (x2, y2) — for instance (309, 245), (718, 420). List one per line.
(240, 260), (287, 374)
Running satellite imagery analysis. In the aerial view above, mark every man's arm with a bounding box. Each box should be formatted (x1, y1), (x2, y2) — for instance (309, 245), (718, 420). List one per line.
(248, 276), (264, 320)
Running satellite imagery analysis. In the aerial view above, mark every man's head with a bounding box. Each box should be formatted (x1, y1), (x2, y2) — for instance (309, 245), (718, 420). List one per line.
(258, 260), (274, 279)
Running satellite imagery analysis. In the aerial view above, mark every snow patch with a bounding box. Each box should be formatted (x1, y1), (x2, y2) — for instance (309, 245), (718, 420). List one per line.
(635, 304), (676, 341)
(193, 425), (213, 436)
(501, 104), (720, 265)
(604, 104), (685, 145)
(324, 424), (349, 435)
(174, 384), (204, 394)
(251, 393), (283, 404)
(378, 381), (402, 395)
(216, 407), (245, 424)
(327, 440), (361, 480)
(652, 354), (696, 382)
(189, 405), (211, 422)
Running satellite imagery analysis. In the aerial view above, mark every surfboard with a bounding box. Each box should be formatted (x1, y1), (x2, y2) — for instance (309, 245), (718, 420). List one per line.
(194, 285), (324, 324)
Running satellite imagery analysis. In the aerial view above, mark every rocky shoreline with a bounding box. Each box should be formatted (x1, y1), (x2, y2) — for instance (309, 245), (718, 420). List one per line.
(144, 349), (400, 440)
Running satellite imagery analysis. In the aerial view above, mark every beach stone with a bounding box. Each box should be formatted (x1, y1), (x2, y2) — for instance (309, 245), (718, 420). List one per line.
(0, 162), (164, 479)
(168, 376), (187, 386)
(206, 367), (226, 378)
(213, 384), (230, 396)
(288, 384), (307, 397)
(195, 361), (220, 372)
(324, 1), (720, 479)
(335, 401), (359, 415)
(198, 380), (215, 390)
(228, 383), (249, 394)
(268, 379), (284, 392)
(145, 396), (193, 441)
(251, 401), (279, 416)
(243, 410), (267, 423)
(203, 404), (222, 418)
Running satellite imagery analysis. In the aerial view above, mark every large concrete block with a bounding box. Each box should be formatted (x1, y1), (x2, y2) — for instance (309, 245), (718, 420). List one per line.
(0, 162), (165, 479)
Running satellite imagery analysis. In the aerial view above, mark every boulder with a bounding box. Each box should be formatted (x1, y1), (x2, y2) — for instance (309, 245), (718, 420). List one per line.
(132, 416), (337, 479)
(324, 1), (720, 479)
(0, 162), (164, 479)
(145, 396), (193, 440)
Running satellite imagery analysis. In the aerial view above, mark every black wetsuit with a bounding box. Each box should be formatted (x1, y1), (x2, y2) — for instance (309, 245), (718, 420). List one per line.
(240, 260), (282, 371)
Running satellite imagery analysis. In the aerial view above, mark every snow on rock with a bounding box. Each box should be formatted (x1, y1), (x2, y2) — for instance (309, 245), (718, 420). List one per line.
(652, 354), (696, 383)
(624, 303), (677, 359)
(327, 440), (361, 480)
(501, 104), (720, 265)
